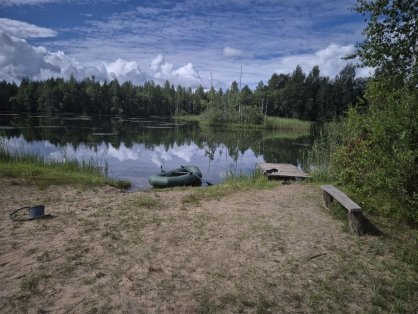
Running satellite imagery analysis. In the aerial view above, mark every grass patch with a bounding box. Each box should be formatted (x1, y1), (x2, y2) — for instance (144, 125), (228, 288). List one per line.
(16, 272), (50, 312)
(314, 201), (418, 312)
(304, 235), (418, 313)
(182, 171), (277, 205)
(175, 114), (311, 132)
(0, 142), (130, 189)
(367, 217), (418, 272)
(223, 171), (278, 189)
(263, 116), (311, 132)
(195, 287), (276, 313)
(130, 195), (162, 209)
(20, 272), (49, 295)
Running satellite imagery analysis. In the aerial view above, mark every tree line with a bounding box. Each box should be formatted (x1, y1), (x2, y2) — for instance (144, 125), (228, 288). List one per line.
(0, 63), (365, 123)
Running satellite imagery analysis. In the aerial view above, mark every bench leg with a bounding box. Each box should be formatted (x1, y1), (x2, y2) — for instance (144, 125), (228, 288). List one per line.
(323, 191), (333, 207)
(348, 212), (366, 235)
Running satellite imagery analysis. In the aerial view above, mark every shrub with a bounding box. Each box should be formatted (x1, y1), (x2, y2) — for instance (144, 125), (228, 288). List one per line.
(331, 79), (417, 225)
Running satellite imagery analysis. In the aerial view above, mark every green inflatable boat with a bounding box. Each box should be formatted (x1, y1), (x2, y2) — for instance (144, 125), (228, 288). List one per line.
(149, 165), (203, 188)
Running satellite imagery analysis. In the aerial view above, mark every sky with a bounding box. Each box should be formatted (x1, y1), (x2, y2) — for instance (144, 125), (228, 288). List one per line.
(0, 0), (372, 89)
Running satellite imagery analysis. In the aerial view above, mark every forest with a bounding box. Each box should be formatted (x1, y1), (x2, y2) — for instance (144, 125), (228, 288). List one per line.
(0, 63), (365, 124)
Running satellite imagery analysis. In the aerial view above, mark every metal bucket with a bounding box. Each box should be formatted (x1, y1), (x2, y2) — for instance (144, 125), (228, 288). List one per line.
(28, 205), (45, 219)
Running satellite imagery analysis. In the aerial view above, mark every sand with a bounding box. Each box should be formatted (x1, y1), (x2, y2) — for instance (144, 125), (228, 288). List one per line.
(0, 179), (400, 313)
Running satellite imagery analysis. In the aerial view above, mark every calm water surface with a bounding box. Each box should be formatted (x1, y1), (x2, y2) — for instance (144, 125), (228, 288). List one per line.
(0, 113), (312, 190)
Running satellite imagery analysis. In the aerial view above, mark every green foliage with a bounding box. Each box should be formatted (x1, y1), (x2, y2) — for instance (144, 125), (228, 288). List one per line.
(0, 80), (18, 111)
(329, 0), (418, 224)
(204, 104), (231, 126)
(348, 0), (418, 81)
(331, 80), (417, 224)
(204, 103), (264, 126)
(306, 0), (418, 225)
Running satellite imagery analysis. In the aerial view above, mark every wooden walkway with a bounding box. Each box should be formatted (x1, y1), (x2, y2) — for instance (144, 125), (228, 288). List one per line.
(256, 163), (310, 179)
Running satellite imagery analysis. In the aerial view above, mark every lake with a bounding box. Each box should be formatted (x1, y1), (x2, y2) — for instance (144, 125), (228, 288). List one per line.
(0, 113), (312, 190)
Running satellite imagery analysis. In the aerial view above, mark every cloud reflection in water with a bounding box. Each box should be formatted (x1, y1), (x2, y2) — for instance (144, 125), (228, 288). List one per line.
(2, 136), (264, 190)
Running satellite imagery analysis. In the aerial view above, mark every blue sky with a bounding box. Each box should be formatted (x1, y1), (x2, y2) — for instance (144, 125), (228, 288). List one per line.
(0, 0), (370, 88)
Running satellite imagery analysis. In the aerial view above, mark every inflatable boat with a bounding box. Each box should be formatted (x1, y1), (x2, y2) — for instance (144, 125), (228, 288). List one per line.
(148, 165), (202, 188)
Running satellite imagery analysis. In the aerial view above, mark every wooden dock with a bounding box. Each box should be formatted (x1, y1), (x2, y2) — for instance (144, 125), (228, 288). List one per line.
(256, 163), (310, 179)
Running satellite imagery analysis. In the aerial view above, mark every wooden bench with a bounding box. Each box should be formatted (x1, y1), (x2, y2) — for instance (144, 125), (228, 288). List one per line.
(320, 185), (365, 235)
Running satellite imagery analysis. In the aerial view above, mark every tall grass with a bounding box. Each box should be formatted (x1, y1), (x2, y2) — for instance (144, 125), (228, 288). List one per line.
(223, 170), (278, 189)
(301, 122), (341, 182)
(263, 116), (311, 131)
(0, 138), (130, 188)
(175, 114), (311, 132)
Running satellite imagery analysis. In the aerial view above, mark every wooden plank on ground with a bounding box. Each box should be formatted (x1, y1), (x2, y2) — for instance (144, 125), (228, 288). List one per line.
(256, 163), (310, 179)
(320, 185), (361, 213)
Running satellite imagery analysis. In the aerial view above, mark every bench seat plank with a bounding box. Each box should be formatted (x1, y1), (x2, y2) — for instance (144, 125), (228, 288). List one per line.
(320, 185), (362, 213)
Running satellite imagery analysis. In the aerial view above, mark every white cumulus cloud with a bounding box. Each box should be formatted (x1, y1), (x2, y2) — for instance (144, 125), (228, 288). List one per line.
(173, 63), (200, 81)
(0, 30), (205, 86)
(105, 58), (146, 83)
(149, 54), (201, 86)
(0, 31), (60, 81)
